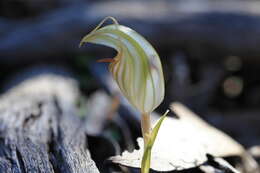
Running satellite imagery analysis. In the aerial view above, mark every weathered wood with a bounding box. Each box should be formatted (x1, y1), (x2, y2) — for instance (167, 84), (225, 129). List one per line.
(2, 0), (260, 64)
(0, 71), (99, 172)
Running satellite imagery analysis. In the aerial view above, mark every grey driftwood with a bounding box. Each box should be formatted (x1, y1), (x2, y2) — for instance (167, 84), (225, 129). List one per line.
(0, 71), (99, 173)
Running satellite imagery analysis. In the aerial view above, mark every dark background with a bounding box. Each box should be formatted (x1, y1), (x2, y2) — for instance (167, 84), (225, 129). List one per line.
(1, 0), (260, 171)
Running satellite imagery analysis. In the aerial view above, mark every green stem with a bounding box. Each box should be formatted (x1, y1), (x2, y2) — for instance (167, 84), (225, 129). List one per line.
(141, 112), (151, 146)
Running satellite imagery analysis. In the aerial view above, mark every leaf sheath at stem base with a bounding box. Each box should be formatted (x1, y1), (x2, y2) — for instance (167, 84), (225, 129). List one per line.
(141, 110), (169, 173)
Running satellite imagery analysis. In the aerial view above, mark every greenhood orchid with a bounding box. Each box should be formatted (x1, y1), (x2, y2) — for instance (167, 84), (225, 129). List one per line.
(80, 17), (167, 173)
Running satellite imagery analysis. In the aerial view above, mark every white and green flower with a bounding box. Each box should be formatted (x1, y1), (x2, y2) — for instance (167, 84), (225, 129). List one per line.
(80, 17), (167, 173)
(80, 17), (165, 114)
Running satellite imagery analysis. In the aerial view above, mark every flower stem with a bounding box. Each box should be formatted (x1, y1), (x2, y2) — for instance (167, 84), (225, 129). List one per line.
(141, 112), (151, 146)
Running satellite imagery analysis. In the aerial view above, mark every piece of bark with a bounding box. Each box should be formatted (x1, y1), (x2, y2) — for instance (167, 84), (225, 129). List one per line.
(2, 0), (260, 64)
(0, 72), (99, 172)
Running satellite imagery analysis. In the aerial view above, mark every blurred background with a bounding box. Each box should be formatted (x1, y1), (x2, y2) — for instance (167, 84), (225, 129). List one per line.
(1, 0), (260, 172)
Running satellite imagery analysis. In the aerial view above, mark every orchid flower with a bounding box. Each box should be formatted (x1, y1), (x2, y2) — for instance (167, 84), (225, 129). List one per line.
(80, 17), (167, 173)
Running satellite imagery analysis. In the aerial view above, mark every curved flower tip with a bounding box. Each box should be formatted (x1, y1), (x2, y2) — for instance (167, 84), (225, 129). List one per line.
(80, 17), (165, 114)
